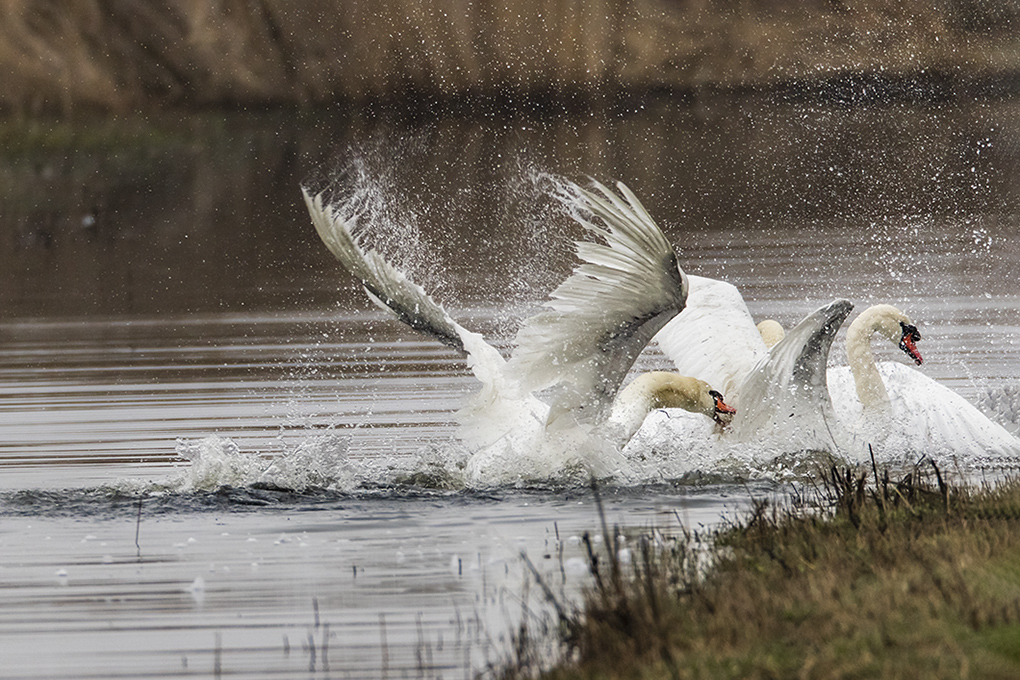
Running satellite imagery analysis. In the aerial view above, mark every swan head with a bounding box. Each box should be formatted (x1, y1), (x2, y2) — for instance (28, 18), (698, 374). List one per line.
(859, 304), (924, 365)
(707, 388), (737, 425)
(756, 319), (786, 349)
(898, 321), (923, 365)
(630, 372), (735, 424)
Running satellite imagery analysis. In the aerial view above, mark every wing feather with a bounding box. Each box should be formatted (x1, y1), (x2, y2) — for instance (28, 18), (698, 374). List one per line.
(508, 180), (688, 424)
(729, 299), (854, 448)
(654, 275), (768, 400)
(303, 188), (473, 353)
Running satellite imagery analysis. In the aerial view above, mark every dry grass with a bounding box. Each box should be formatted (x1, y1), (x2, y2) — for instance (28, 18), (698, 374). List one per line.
(0, 0), (1018, 114)
(504, 463), (1020, 679)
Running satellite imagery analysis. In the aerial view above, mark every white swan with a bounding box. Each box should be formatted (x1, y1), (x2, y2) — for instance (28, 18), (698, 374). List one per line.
(302, 179), (734, 485)
(572, 190), (855, 457)
(614, 299), (853, 480)
(827, 304), (1020, 466)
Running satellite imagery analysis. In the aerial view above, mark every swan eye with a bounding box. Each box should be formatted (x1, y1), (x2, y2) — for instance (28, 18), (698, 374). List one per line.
(900, 322), (921, 343)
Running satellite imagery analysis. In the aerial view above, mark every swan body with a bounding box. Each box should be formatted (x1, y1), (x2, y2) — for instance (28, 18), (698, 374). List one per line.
(653, 272), (853, 453)
(467, 371), (735, 483)
(828, 304), (1020, 466)
(303, 179), (730, 485)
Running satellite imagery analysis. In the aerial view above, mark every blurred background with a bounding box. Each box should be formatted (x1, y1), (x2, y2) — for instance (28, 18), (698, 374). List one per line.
(1, 0), (1018, 114)
(0, 1), (1017, 317)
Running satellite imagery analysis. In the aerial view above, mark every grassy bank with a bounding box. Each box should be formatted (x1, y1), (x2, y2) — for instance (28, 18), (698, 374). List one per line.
(1, 1), (1019, 115)
(506, 466), (1020, 679)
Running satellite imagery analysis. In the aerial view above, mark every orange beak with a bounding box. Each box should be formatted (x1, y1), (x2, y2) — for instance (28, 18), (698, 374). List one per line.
(710, 390), (736, 425)
(899, 323), (923, 365)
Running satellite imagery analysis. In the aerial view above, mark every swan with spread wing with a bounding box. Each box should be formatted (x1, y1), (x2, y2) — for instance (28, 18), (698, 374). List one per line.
(574, 194), (855, 457)
(657, 276), (1020, 465)
(302, 179), (734, 485)
(826, 304), (1020, 466)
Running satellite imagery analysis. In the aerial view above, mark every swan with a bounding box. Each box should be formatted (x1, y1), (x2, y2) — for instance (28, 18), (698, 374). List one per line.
(302, 179), (735, 485)
(724, 303), (1020, 465)
(827, 304), (1020, 466)
(613, 299), (853, 479)
(757, 319), (785, 348)
(571, 186), (855, 457)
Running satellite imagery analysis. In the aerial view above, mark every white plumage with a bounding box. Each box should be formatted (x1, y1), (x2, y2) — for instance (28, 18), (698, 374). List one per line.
(303, 180), (721, 486)
(827, 304), (1020, 468)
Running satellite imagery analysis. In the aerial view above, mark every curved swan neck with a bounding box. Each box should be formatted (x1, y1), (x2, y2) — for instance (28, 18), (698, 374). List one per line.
(607, 372), (716, 443)
(846, 305), (910, 408)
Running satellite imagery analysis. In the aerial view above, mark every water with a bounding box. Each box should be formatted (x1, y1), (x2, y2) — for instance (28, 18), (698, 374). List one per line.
(1, 97), (1019, 678)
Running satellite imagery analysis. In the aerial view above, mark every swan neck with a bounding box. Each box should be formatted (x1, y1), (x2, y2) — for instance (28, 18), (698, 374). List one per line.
(607, 373), (712, 444)
(846, 314), (889, 408)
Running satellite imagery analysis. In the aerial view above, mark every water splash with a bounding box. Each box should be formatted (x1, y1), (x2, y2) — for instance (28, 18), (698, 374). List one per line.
(170, 432), (360, 493)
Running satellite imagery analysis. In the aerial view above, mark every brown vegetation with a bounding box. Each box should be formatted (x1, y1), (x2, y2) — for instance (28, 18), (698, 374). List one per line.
(0, 0), (1018, 115)
(504, 466), (1020, 679)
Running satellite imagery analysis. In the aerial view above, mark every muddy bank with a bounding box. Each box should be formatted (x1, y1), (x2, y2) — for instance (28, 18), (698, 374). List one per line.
(1, 0), (1019, 115)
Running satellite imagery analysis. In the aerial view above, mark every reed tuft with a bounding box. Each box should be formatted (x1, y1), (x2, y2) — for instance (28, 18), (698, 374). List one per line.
(505, 462), (1020, 679)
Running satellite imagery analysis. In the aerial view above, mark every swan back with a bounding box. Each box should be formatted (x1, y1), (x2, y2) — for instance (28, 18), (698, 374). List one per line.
(654, 275), (768, 403)
(829, 362), (1020, 465)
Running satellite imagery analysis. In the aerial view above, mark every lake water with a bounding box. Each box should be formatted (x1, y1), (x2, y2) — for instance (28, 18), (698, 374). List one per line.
(1, 97), (1019, 678)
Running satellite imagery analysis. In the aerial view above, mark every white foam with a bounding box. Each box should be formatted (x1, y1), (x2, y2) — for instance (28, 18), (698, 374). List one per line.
(169, 432), (361, 493)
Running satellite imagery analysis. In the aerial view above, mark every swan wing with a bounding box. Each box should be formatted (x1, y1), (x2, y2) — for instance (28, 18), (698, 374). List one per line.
(305, 187), (563, 466)
(303, 188), (478, 352)
(303, 187), (512, 417)
(507, 180), (688, 424)
(654, 275), (767, 401)
(877, 363), (1020, 464)
(730, 299), (854, 446)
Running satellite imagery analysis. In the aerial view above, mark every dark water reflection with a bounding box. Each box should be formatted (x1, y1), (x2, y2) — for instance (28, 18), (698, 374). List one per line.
(1, 99), (1019, 678)
(2, 98), (1018, 317)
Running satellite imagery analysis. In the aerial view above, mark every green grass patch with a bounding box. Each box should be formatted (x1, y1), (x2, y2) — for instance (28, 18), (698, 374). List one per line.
(505, 464), (1020, 679)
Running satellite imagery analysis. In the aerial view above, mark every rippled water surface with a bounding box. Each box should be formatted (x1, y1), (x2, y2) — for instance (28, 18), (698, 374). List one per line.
(1, 98), (1019, 678)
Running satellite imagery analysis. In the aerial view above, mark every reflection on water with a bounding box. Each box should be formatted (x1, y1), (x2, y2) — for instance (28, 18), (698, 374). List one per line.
(2, 99), (1019, 317)
(1, 99), (1019, 677)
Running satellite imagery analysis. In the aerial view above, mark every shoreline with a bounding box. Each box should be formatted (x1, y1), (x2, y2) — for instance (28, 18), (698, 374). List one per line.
(1, 2), (1018, 116)
(502, 467), (1020, 679)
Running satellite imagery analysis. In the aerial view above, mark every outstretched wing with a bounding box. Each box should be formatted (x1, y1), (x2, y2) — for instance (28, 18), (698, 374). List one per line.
(730, 299), (854, 448)
(302, 188), (509, 395)
(654, 275), (767, 402)
(303, 188), (473, 353)
(507, 180), (688, 425)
